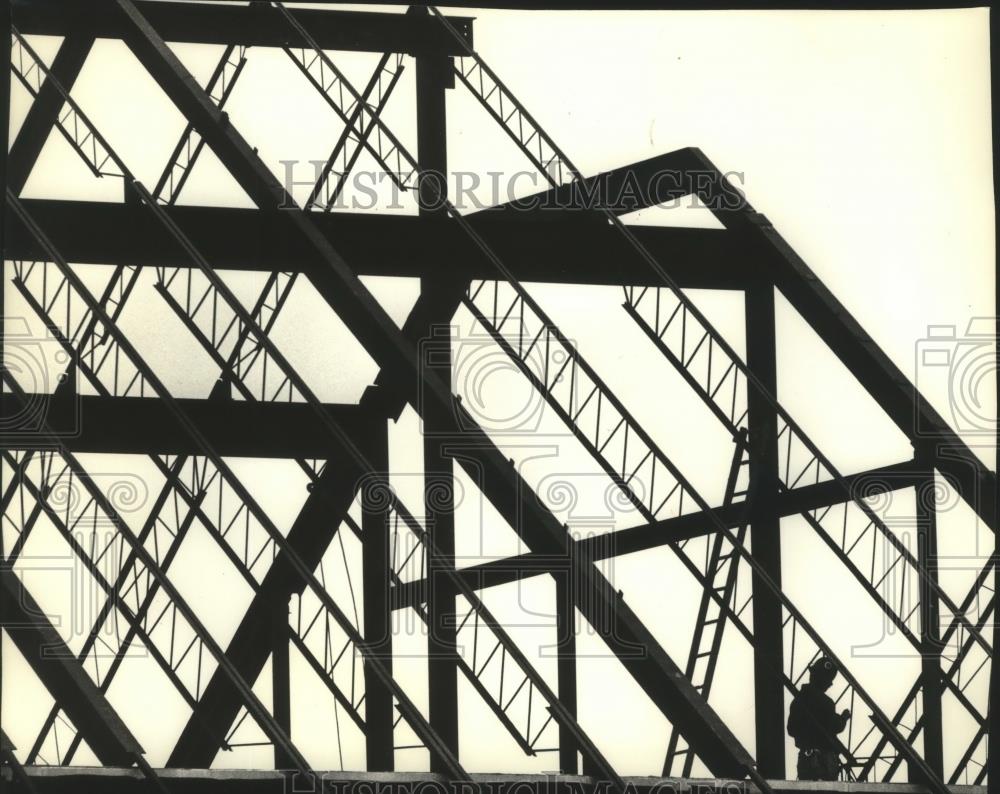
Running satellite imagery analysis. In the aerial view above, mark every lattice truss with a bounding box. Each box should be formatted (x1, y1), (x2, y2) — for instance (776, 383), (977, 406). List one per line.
(0, 3), (994, 793)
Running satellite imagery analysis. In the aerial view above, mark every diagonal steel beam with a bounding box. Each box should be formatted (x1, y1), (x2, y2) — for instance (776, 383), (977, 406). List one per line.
(7, 34), (94, 194)
(111, 0), (757, 779)
(621, 246), (993, 657)
(164, 453), (368, 767)
(3, 317), (314, 780)
(22, 455), (208, 767)
(3, 450), (225, 766)
(459, 270), (950, 784)
(666, 147), (996, 534)
(0, 567), (142, 766)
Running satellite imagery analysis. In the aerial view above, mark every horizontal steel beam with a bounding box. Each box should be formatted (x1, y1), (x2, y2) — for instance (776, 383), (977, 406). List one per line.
(0, 393), (370, 458)
(11, 0), (473, 55)
(0, 569), (143, 766)
(391, 459), (926, 608)
(4, 767), (988, 794)
(4, 200), (747, 289)
(3, 393), (922, 512)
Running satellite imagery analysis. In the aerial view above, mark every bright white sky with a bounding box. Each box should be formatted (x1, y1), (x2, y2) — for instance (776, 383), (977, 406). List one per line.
(3, 3), (995, 784)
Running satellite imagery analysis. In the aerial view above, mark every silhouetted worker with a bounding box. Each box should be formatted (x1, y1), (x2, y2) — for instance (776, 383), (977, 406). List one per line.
(787, 656), (850, 781)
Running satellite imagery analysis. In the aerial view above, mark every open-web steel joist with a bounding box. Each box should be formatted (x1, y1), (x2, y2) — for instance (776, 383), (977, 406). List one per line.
(1, 2), (994, 793)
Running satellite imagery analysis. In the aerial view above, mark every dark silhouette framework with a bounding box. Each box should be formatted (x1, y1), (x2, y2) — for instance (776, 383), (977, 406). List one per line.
(0, 3), (995, 793)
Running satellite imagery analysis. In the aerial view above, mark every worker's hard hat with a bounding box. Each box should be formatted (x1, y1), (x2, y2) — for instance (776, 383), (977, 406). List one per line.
(809, 656), (837, 677)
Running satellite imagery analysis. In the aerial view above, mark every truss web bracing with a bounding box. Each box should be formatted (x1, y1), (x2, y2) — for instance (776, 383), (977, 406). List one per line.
(0, 2), (994, 793)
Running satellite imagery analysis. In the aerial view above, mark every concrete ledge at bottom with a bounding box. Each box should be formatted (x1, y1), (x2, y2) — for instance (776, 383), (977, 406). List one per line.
(0, 768), (987, 794)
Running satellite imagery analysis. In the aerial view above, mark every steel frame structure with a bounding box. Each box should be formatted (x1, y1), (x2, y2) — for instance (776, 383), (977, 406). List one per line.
(0, 2), (994, 793)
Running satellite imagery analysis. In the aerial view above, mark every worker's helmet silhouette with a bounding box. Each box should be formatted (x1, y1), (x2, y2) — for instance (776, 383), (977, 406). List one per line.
(809, 656), (837, 684)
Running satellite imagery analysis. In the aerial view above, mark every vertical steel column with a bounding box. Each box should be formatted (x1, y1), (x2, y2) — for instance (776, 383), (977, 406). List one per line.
(421, 318), (460, 772)
(272, 598), (292, 770)
(744, 281), (786, 777)
(915, 464), (944, 778)
(363, 417), (395, 771)
(415, 13), (460, 767)
(556, 574), (580, 774)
